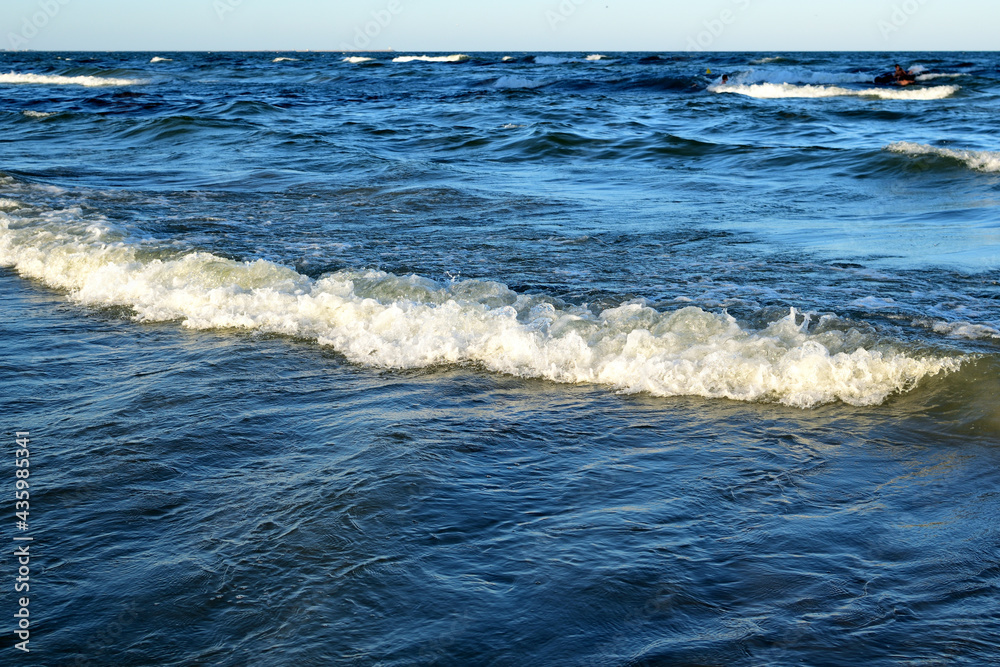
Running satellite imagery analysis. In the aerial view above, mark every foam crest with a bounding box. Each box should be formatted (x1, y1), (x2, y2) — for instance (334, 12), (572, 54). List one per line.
(886, 142), (1000, 172)
(916, 73), (965, 81)
(493, 76), (547, 90)
(914, 319), (1000, 341)
(150, 57), (172, 63)
(711, 82), (959, 100)
(392, 55), (469, 63)
(0, 72), (146, 87)
(274, 57), (299, 62)
(0, 209), (962, 408)
(342, 56), (373, 64)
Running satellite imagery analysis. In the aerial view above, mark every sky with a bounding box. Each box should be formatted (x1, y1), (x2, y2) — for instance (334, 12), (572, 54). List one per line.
(2, 0), (998, 52)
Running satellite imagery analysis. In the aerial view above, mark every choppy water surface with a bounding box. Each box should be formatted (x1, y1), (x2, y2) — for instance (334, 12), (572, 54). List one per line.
(2, 51), (999, 665)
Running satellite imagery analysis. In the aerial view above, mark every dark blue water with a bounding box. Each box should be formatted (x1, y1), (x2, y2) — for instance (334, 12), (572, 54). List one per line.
(2, 51), (999, 665)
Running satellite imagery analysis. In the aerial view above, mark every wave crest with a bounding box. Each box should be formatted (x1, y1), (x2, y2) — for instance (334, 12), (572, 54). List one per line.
(886, 142), (1000, 172)
(0, 204), (962, 408)
(392, 55), (469, 63)
(0, 72), (147, 87)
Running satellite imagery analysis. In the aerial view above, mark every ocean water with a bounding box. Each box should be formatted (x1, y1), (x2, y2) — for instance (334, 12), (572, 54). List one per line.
(1, 51), (999, 665)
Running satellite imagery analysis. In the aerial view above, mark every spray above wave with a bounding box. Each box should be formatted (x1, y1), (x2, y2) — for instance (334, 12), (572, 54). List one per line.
(886, 142), (1000, 172)
(392, 55), (469, 63)
(0, 72), (148, 87)
(0, 201), (961, 408)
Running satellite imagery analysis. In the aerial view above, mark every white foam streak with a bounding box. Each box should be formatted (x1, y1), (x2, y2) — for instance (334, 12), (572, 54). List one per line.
(392, 55), (469, 63)
(0, 72), (147, 87)
(0, 209), (962, 408)
(274, 57), (299, 62)
(342, 56), (373, 64)
(886, 142), (1000, 172)
(711, 82), (959, 100)
(150, 57), (172, 63)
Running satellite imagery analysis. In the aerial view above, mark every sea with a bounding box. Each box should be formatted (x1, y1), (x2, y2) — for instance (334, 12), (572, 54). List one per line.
(1, 51), (998, 666)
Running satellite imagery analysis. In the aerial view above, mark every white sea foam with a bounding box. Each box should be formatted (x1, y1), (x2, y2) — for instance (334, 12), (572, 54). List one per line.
(493, 76), (547, 90)
(711, 81), (959, 101)
(502, 56), (516, 62)
(274, 57), (299, 62)
(0, 208), (963, 408)
(342, 56), (373, 64)
(909, 65), (928, 75)
(586, 54), (607, 61)
(150, 57), (172, 63)
(392, 55), (469, 63)
(0, 72), (147, 87)
(22, 110), (56, 118)
(916, 73), (965, 81)
(749, 56), (787, 65)
(914, 319), (1000, 340)
(886, 142), (1000, 172)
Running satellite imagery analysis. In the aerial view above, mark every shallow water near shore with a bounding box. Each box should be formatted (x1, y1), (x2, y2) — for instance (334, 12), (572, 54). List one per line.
(2, 51), (999, 665)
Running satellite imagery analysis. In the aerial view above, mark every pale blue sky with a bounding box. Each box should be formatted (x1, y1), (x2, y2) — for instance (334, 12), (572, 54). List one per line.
(2, 0), (997, 52)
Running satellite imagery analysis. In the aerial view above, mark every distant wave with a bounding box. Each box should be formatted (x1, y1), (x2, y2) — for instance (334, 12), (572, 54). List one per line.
(711, 82), (959, 100)
(274, 57), (299, 63)
(492, 76), (548, 90)
(534, 55), (612, 65)
(0, 72), (147, 87)
(150, 57), (172, 63)
(886, 142), (1000, 172)
(21, 110), (56, 118)
(392, 55), (469, 63)
(725, 68), (874, 86)
(0, 195), (962, 408)
(916, 73), (965, 81)
(749, 56), (788, 65)
(342, 56), (373, 64)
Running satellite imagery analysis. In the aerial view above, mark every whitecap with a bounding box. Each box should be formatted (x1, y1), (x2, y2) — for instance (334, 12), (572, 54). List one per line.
(392, 54), (469, 63)
(914, 319), (1000, 340)
(274, 57), (299, 62)
(0, 72), (147, 87)
(916, 73), (965, 81)
(342, 56), (373, 64)
(0, 208), (963, 409)
(492, 76), (547, 90)
(711, 81), (959, 101)
(22, 110), (56, 118)
(885, 142), (1000, 173)
(150, 57), (172, 63)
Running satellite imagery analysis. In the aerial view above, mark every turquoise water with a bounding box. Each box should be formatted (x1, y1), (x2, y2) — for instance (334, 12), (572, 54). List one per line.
(2, 51), (999, 665)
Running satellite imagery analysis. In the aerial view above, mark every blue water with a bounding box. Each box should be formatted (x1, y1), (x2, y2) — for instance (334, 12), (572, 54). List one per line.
(2, 51), (999, 665)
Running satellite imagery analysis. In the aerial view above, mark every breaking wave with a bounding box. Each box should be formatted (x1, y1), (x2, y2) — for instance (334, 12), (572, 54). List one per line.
(392, 55), (470, 64)
(0, 72), (147, 87)
(711, 81), (960, 100)
(0, 197), (962, 408)
(886, 142), (1000, 172)
(492, 76), (548, 90)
